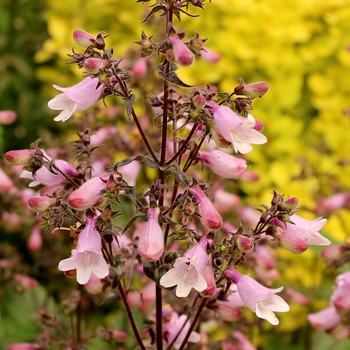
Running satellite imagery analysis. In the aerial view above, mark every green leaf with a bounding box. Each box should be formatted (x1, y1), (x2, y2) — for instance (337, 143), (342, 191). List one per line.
(123, 93), (136, 124)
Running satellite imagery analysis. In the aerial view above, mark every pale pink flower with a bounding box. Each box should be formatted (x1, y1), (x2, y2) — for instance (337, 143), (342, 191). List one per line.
(232, 331), (257, 350)
(200, 255), (216, 297)
(0, 167), (13, 192)
(331, 271), (350, 312)
(20, 159), (79, 187)
(58, 214), (109, 285)
(189, 186), (223, 231)
(27, 225), (42, 252)
(276, 230), (308, 254)
(279, 214), (330, 247)
(14, 274), (39, 290)
(214, 188), (240, 213)
(73, 29), (95, 47)
(163, 312), (201, 349)
(132, 56), (149, 77)
(138, 207), (164, 261)
(307, 306), (341, 331)
(5, 149), (35, 165)
(200, 47), (221, 63)
(68, 174), (109, 211)
(208, 102), (267, 154)
(285, 288), (310, 306)
(216, 285), (244, 322)
(168, 35), (195, 66)
(200, 150), (247, 178)
(224, 268), (290, 325)
(160, 239), (209, 297)
(48, 77), (105, 122)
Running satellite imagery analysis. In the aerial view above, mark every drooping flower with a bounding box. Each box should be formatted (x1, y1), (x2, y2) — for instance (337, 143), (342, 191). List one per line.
(207, 101), (267, 154)
(200, 150), (247, 178)
(224, 268), (290, 325)
(160, 238), (210, 297)
(331, 271), (350, 312)
(307, 306), (341, 331)
(163, 311), (201, 349)
(48, 77), (105, 122)
(278, 214), (330, 248)
(68, 174), (109, 211)
(58, 214), (109, 285)
(189, 186), (223, 231)
(168, 35), (195, 66)
(137, 207), (164, 261)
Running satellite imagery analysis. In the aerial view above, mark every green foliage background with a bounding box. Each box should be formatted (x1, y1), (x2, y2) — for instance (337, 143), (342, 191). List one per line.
(1, 0), (350, 349)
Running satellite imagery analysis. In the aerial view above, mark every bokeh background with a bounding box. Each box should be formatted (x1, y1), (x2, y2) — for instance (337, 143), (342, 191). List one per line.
(1, 0), (350, 349)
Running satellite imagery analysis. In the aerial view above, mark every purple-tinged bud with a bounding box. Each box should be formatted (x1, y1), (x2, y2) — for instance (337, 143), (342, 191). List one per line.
(189, 186), (223, 231)
(243, 82), (269, 98)
(236, 234), (254, 252)
(83, 58), (108, 74)
(271, 192), (283, 206)
(5, 149), (35, 165)
(191, 38), (204, 50)
(193, 95), (206, 109)
(283, 197), (300, 211)
(73, 29), (95, 47)
(277, 231), (308, 254)
(0, 110), (17, 124)
(28, 196), (56, 212)
(168, 35), (195, 67)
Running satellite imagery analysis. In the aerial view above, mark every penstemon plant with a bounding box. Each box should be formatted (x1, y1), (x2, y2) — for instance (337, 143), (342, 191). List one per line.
(3, 1), (332, 349)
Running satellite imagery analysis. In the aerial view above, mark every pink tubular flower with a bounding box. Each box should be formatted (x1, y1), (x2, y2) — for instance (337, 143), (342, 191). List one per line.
(224, 268), (290, 325)
(279, 214), (330, 247)
(160, 239), (210, 297)
(276, 230), (308, 254)
(137, 207), (164, 261)
(163, 312), (201, 349)
(27, 225), (42, 252)
(5, 149), (35, 165)
(200, 46), (221, 63)
(168, 35), (195, 66)
(68, 174), (109, 211)
(0, 167), (13, 192)
(307, 306), (341, 331)
(331, 271), (350, 312)
(189, 186), (223, 231)
(58, 214), (109, 285)
(73, 29), (95, 47)
(200, 150), (247, 178)
(207, 101), (267, 154)
(48, 77), (105, 122)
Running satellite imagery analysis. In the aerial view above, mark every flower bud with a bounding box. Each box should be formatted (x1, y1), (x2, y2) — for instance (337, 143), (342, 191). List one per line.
(0, 110), (17, 124)
(83, 58), (108, 74)
(28, 196), (56, 211)
(243, 82), (269, 98)
(193, 95), (206, 109)
(73, 29), (95, 47)
(283, 197), (300, 211)
(236, 234), (254, 252)
(138, 207), (164, 261)
(68, 175), (108, 211)
(4, 149), (35, 165)
(27, 226), (42, 252)
(168, 35), (195, 67)
(277, 231), (308, 254)
(189, 186), (223, 231)
(165, 49), (175, 62)
(253, 119), (264, 132)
